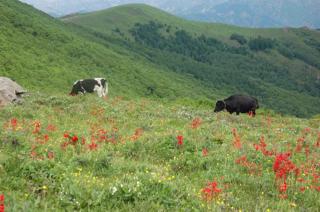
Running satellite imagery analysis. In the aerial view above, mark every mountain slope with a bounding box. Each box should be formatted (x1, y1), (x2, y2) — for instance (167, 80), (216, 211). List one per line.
(179, 0), (320, 28)
(0, 0), (217, 100)
(63, 4), (320, 117)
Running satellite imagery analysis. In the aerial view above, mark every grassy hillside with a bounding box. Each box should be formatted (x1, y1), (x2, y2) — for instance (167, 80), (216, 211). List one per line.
(63, 4), (320, 118)
(0, 0), (217, 100)
(0, 94), (319, 211)
(0, 2), (319, 210)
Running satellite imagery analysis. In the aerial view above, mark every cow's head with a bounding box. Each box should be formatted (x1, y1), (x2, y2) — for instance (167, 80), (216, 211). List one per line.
(214, 100), (226, 112)
(69, 80), (81, 96)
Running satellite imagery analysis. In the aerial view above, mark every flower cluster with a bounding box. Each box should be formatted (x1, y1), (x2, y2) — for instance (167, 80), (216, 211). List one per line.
(176, 135), (184, 147)
(232, 128), (242, 149)
(0, 194), (4, 212)
(191, 117), (202, 129)
(201, 181), (222, 201)
(253, 136), (274, 156)
(234, 126), (320, 199)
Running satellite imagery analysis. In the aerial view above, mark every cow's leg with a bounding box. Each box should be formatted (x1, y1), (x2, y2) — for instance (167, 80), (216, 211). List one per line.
(94, 85), (103, 97)
(97, 88), (103, 97)
(102, 86), (106, 97)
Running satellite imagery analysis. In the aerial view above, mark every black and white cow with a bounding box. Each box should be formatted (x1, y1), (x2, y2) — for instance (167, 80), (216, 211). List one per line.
(214, 94), (259, 116)
(70, 78), (108, 97)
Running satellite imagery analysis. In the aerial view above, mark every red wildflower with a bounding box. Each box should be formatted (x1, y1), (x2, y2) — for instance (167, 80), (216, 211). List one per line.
(81, 137), (86, 145)
(32, 121), (41, 134)
(71, 135), (78, 143)
(131, 128), (143, 141)
(315, 132), (320, 148)
(47, 151), (54, 160)
(46, 124), (56, 132)
(30, 151), (37, 158)
(89, 141), (97, 150)
(176, 135), (184, 147)
(279, 194), (288, 199)
(202, 148), (208, 157)
(295, 137), (305, 153)
(232, 128), (242, 149)
(0, 194), (3, 202)
(235, 155), (247, 164)
(279, 182), (287, 193)
(61, 142), (69, 150)
(248, 111), (254, 117)
(191, 117), (202, 129)
(297, 177), (305, 182)
(10, 118), (18, 130)
(303, 127), (311, 134)
(44, 134), (49, 142)
(201, 181), (222, 201)
(273, 153), (296, 182)
(254, 136), (274, 156)
(0, 203), (4, 212)
(63, 133), (70, 138)
(300, 187), (306, 192)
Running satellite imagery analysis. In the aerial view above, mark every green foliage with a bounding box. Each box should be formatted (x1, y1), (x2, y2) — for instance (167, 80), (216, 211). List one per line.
(130, 21), (248, 63)
(248, 36), (275, 51)
(230, 33), (247, 45)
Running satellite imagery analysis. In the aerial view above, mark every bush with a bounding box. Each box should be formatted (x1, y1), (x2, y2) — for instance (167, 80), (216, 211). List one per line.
(230, 33), (247, 45)
(249, 36), (275, 51)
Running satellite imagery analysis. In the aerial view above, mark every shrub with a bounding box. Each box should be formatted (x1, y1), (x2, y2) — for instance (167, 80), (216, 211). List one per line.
(230, 33), (247, 45)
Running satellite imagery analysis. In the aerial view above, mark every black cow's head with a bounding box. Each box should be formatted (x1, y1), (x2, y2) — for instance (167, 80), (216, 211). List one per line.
(214, 100), (226, 112)
(69, 81), (81, 96)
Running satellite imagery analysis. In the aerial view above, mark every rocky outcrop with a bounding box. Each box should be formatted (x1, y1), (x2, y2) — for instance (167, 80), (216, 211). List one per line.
(0, 77), (26, 107)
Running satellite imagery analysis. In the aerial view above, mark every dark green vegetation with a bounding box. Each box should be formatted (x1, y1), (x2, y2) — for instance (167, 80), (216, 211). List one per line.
(1, 1), (320, 118)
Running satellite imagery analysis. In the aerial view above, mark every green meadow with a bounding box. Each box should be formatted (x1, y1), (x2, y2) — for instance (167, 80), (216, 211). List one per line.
(0, 0), (320, 211)
(1, 94), (319, 211)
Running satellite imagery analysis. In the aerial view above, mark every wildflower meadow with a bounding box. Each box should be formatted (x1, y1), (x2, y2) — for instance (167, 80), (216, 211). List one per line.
(0, 94), (319, 211)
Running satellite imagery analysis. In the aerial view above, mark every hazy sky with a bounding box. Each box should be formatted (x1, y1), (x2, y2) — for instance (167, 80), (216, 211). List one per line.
(19, 0), (320, 28)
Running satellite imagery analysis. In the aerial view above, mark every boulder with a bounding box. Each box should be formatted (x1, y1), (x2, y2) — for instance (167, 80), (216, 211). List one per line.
(0, 77), (26, 106)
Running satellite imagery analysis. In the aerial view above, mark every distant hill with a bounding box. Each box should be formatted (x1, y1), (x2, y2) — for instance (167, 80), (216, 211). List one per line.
(20, 0), (320, 28)
(63, 4), (320, 117)
(178, 0), (320, 28)
(0, 0), (214, 100)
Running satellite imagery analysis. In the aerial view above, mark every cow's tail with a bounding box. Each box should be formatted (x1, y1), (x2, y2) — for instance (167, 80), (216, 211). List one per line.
(254, 98), (259, 109)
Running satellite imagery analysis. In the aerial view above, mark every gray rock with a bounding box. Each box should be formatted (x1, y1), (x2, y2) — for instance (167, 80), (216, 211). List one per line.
(0, 77), (26, 106)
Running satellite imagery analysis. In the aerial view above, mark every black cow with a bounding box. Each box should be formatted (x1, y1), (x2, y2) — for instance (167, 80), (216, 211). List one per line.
(214, 94), (259, 116)
(70, 78), (108, 97)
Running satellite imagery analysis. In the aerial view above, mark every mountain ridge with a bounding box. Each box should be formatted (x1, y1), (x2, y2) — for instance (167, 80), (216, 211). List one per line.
(20, 0), (320, 28)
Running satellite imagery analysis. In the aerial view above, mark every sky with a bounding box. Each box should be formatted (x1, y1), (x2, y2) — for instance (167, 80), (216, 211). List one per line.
(19, 0), (320, 28)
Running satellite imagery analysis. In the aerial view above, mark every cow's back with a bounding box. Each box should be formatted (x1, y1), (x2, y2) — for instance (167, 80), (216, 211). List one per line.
(225, 95), (257, 111)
